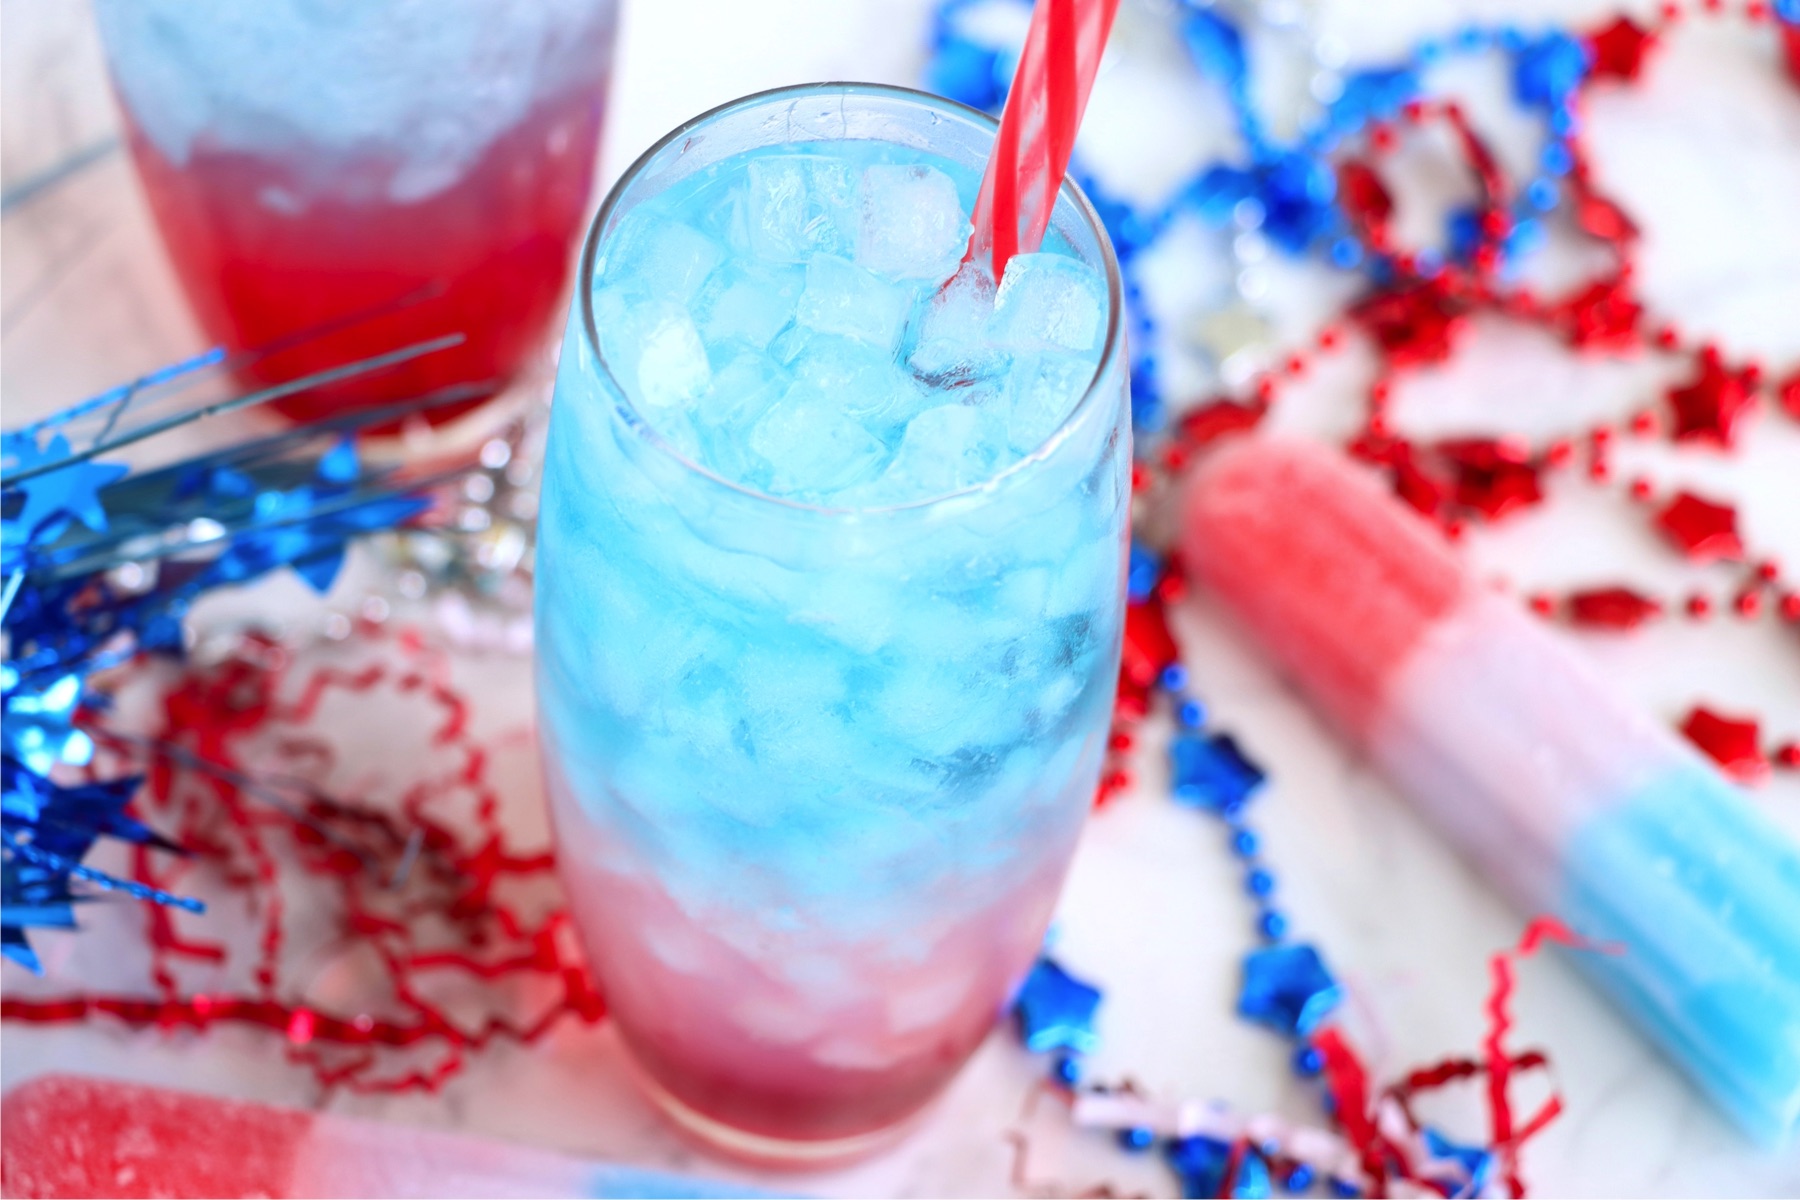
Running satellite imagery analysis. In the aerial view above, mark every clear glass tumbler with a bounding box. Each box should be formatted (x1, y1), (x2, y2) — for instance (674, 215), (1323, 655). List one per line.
(535, 84), (1130, 1163)
(94, 0), (618, 427)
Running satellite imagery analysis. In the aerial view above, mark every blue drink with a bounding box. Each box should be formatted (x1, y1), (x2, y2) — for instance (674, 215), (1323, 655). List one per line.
(536, 85), (1129, 1161)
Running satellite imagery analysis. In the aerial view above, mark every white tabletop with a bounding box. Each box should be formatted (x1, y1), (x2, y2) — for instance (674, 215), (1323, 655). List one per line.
(4, 1), (1799, 1196)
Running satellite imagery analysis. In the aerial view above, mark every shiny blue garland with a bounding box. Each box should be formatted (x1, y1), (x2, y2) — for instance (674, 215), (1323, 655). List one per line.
(2, 341), (470, 971)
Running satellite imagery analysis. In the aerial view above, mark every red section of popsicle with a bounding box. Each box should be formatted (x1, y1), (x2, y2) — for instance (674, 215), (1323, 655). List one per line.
(1181, 437), (1466, 741)
(2, 1074), (309, 1199)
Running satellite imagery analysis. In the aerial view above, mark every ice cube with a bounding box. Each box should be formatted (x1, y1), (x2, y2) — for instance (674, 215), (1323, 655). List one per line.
(602, 216), (724, 304)
(785, 333), (910, 425)
(904, 263), (1007, 388)
(697, 261), (805, 351)
(691, 353), (791, 483)
(744, 155), (856, 263)
(590, 286), (712, 413)
(795, 254), (912, 351)
(991, 252), (1106, 353)
(877, 402), (996, 499)
(635, 309), (712, 410)
(1006, 352), (1093, 454)
(856, 164), (971, 282)
(747, 385), (889, 498)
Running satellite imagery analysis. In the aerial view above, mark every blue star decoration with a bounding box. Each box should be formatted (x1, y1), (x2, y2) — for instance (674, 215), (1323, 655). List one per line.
(1420, 1126), (1495, 1198)
(1166, 1136), (1272, 1199)
(1171, 731), (1266, 814)
(1014, 956), (1102, 1055)
(2, 755), (201, 972)
(1, 433), (129, 575)
(1237, 942), (1344, 1037)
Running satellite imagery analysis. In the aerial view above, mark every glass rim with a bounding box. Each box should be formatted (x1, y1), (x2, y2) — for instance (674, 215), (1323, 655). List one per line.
(577, 80), (1126, 517)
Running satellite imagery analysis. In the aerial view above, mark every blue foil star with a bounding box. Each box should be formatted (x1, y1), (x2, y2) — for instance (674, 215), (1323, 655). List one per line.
(1237, 943), (1344, 1037)
(1167, 1137), (1272, 1199)
(1511, 32), (1592, 109)
(1014, 956), (1102, 1055)
(1171, 732), (1266, 813)
(1421, 1126), (1496, 1198)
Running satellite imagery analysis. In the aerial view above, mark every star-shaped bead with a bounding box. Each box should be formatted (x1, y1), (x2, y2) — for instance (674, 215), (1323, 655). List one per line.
(1171, 732), (1266, 813)
(1562, 277), (1642, 350)
(1777, 369), (1800, 422)
(1680, 707), (1769, 784)
(1122, 597), (1179, 691)
(1419, 1126), (1496, 1199)
(1167, 1136), (1272, 1199)
(1014, 957), (1102, 1055)
(1655, 492), (1744, 562)
(1567, 586), (1662, 630)
(1237, 942), (1343, 1037)
(1666, 348), (1759, 447)
(1436, 438), (1544, 521)
(1351, 281), (1466, 369)
(1587, 17), (1656, 82)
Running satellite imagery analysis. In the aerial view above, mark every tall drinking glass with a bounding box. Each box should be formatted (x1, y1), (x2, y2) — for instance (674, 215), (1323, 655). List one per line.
(536, 84), (1130, 1163)
(94, 0), (618, 426)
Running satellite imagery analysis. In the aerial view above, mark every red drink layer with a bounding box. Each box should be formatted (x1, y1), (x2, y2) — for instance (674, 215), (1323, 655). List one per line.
(548, 768), (1080, 1158)
(120, 86), (604, 427)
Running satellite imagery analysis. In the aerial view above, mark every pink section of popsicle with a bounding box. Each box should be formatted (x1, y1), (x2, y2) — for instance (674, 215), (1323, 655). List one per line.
(0, 1074), (754, 1199)
(3, 1074), (312, 1199)
(1180, 436), (1465, 741)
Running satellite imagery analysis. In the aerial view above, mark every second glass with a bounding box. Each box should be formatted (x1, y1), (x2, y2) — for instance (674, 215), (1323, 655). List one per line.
(95, 0), (619, 427)
(535, 85), (1130, 1162)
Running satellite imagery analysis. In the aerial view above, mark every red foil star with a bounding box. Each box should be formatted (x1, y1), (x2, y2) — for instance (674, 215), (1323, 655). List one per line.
(1562, 277), (1643, 351)
(1587, 17), (1656, 81)
(1352, 281), (1467, 370)
(1656, 492), (1745, 562)
(1568, 586), (1662, 630)
(1338, 160), (1395, 229)
(1666, 347), (1759, 447)
(1435, 437), (1544, 521)
(1121, 596), (1179, 692)
(1778, 369), (1800, 422)
(1680, 706), (1770, 784)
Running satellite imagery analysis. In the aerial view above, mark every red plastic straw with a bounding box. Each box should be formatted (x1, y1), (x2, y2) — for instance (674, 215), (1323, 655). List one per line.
(967, 0), (1120, 280)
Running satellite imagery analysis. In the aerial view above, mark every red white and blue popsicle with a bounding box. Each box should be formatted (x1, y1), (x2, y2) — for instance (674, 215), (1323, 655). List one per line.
(1182, 436), (1800, 1144)
(1, 1074), (769, 1198)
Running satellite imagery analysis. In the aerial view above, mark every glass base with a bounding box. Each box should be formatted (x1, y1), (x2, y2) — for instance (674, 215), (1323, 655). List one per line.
(626, 1057), (921, 1169)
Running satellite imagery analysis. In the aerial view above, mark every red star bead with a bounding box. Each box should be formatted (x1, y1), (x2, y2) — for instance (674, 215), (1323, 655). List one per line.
(1352, 281), (1467, 370)
(1679, 706), (1770, 784)
(1436, 437), (1545, 521)
(1666, 347), (1759, 447)
(1574, 187), (1639, 244)
(1656, 492), (1745, 562)
(1175, 399), (1266, 449)
(1782, 21), (1800, 88)
(1568, 586), (1663, 630)
(1778, 370), (1800, 422)
(1588, 17), (1657, 81)
(1338, 160), (1394, 228)
(1121, 597), (1179, 691)
(1563, 277), (1642, 351)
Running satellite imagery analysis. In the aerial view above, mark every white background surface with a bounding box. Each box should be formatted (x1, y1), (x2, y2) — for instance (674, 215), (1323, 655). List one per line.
(3, 0), (1799, 1195)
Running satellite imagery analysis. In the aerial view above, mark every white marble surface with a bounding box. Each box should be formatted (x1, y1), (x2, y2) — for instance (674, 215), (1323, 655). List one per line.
(4, 0), (1800, 1195)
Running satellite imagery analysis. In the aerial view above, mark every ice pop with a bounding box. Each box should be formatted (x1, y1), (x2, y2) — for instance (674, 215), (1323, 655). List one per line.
(0, 1074), (772, 1198)
(1181, 436), (1800, 1144)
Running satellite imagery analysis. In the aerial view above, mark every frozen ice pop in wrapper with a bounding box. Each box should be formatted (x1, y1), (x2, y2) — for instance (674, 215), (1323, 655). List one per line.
(1181, 436), (1800, 1143)
(1, 1074), (777, 1198)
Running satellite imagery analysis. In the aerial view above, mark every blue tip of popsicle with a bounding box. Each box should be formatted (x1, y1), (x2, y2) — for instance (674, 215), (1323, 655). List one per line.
(1561, 762), (1800, 1145)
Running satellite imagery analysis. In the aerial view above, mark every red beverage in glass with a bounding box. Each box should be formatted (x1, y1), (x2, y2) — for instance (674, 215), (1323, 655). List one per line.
(96, 0), (618, 427)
